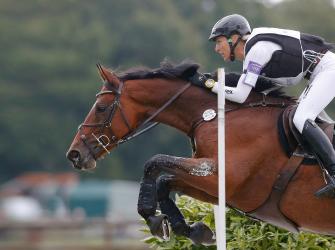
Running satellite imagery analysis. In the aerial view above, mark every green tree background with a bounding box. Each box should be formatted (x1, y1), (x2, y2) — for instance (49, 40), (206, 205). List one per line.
(0, 0), (335, 183)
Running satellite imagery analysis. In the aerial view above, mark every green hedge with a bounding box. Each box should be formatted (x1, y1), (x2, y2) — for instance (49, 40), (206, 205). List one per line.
(142, 195), (335, 250)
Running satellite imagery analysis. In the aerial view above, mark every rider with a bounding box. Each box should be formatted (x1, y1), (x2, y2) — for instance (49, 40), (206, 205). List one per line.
(192, 14), (335, 195)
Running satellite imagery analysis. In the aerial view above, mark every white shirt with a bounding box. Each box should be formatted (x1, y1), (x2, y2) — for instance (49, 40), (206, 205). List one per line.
(212, 41), (281, 103)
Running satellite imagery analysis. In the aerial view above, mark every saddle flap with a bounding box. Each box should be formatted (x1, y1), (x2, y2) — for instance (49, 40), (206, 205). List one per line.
(279, 105), (335, 159)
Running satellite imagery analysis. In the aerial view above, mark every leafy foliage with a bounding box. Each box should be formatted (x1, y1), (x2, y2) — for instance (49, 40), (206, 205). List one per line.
(143, 195), (335, 249)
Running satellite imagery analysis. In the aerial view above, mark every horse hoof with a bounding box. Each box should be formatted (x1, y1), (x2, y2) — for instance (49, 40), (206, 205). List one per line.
(189, 222), (215, 246)
(147, 214), (170, 240)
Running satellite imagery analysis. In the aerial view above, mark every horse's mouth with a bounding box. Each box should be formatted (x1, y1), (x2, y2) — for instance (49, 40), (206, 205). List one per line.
(74, 159), (97, 171)
(67, 148), (97, 171)
(76, 158), (97, 171)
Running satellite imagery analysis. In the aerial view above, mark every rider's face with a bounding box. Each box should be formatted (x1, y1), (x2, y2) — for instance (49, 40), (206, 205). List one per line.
(214, 36), (230, 61)
(215, 35), (246, 61)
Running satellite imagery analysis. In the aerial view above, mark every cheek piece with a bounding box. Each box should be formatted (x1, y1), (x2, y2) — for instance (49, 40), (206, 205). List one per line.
(228, 36), (242, 61)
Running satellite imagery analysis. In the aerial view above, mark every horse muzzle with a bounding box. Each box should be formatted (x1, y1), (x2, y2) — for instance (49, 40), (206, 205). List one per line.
(66, 147), (97, 170)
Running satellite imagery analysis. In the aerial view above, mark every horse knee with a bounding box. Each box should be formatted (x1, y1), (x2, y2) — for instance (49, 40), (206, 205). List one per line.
(143, 154), (169, 178)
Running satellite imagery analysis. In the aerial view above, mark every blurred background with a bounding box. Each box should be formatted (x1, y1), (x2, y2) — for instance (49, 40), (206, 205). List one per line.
(0, 0), (335, 249)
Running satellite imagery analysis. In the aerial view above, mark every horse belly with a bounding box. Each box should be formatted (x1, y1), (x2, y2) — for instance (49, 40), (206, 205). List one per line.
(225, 147), (287, 212)
(280, 165), (335, 235)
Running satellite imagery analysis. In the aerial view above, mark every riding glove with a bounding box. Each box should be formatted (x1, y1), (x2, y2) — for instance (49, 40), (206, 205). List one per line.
(188, 72), (241, 89)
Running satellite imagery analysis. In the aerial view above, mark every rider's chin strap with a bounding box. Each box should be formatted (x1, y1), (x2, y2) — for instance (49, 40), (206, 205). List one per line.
(228, 36), (242, 62)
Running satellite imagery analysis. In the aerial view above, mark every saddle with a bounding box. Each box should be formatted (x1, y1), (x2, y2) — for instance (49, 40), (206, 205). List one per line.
(278, 105), (335, 164)
(247, 105), (335, 233)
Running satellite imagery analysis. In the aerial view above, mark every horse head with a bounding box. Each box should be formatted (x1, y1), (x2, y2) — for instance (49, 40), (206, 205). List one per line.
(66, 61), (213, 170)
(66, 64), (140, 170)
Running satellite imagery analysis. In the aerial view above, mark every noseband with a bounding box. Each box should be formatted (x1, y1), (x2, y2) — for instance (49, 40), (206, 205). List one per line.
(78, 79), (191, 160)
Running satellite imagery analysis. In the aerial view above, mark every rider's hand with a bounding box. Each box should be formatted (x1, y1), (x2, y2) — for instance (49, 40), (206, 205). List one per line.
(204, 72), (214, 79)
(189, 72), (221, 89)
(188, 72), (210, 89)
(189, 71), (243, 89)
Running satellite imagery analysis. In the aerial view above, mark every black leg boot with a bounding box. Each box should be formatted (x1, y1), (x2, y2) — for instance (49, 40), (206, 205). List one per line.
(302, 119), (335, 197)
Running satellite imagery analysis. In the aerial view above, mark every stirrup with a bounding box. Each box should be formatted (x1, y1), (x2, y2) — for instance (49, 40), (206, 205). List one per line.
(315, 173), (335, 198)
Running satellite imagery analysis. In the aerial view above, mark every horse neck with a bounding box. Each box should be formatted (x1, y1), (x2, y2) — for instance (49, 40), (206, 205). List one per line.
(125, 78), (215, 135)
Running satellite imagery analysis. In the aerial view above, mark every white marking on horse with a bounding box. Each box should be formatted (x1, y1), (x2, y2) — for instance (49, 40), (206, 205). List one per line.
(190, 162), (214, 176)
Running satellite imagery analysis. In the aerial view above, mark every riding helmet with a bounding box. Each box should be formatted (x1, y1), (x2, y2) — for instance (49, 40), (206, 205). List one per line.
(209, 14), (251, 41)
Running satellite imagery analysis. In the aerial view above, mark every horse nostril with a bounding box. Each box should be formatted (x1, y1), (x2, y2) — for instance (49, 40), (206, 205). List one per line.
(67, 150), (81, 163)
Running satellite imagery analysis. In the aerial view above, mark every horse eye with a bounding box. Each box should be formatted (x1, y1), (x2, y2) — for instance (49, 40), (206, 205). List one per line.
(96, 104), (107, 113)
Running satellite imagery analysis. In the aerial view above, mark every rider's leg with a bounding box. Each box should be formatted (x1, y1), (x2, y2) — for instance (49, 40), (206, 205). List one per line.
(293, 69), (335, 178)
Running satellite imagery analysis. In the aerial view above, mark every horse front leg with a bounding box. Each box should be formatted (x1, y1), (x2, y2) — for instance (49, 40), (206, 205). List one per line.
(137, 154), (216, 245)
(137, 157), (169, 240)
(157, 175), (216, 245)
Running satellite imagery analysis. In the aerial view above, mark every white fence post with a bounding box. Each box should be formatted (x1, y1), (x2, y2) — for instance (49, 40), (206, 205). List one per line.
(215, 68), (226, 250)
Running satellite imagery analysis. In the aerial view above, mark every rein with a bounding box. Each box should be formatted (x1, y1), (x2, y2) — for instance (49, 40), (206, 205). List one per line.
(123, 83), (192, 142)
(225, 93), (290, 113)
(78, 80), (191, 159)
(79, 76), (291, 160)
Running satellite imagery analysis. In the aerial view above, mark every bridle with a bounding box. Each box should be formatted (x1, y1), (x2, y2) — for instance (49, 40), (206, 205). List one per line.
(78, 79), (191, 160)
(78, 81), (129, 159)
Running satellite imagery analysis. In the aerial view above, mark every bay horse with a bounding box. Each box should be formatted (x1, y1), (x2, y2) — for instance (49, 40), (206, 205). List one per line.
(66, 61), (335, 245)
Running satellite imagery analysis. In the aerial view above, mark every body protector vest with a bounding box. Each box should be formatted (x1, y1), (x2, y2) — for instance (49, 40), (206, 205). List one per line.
(245, 28), (334, 84)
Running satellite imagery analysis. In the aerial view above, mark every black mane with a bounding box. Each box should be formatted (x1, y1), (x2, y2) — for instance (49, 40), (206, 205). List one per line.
(117, 59), (200, 82)
(116, 60), (292, 99)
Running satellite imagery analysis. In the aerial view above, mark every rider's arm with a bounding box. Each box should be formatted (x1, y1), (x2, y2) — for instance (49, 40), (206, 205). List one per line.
(210, 41), (282, 103)
(211, 73), (252, 103)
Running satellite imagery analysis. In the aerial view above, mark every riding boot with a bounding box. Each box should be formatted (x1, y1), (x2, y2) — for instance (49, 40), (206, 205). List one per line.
(302, 119), (335, 197)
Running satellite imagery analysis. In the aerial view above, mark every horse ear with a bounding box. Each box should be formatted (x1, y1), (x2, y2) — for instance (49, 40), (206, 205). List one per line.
(96, 63), (119, 84)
